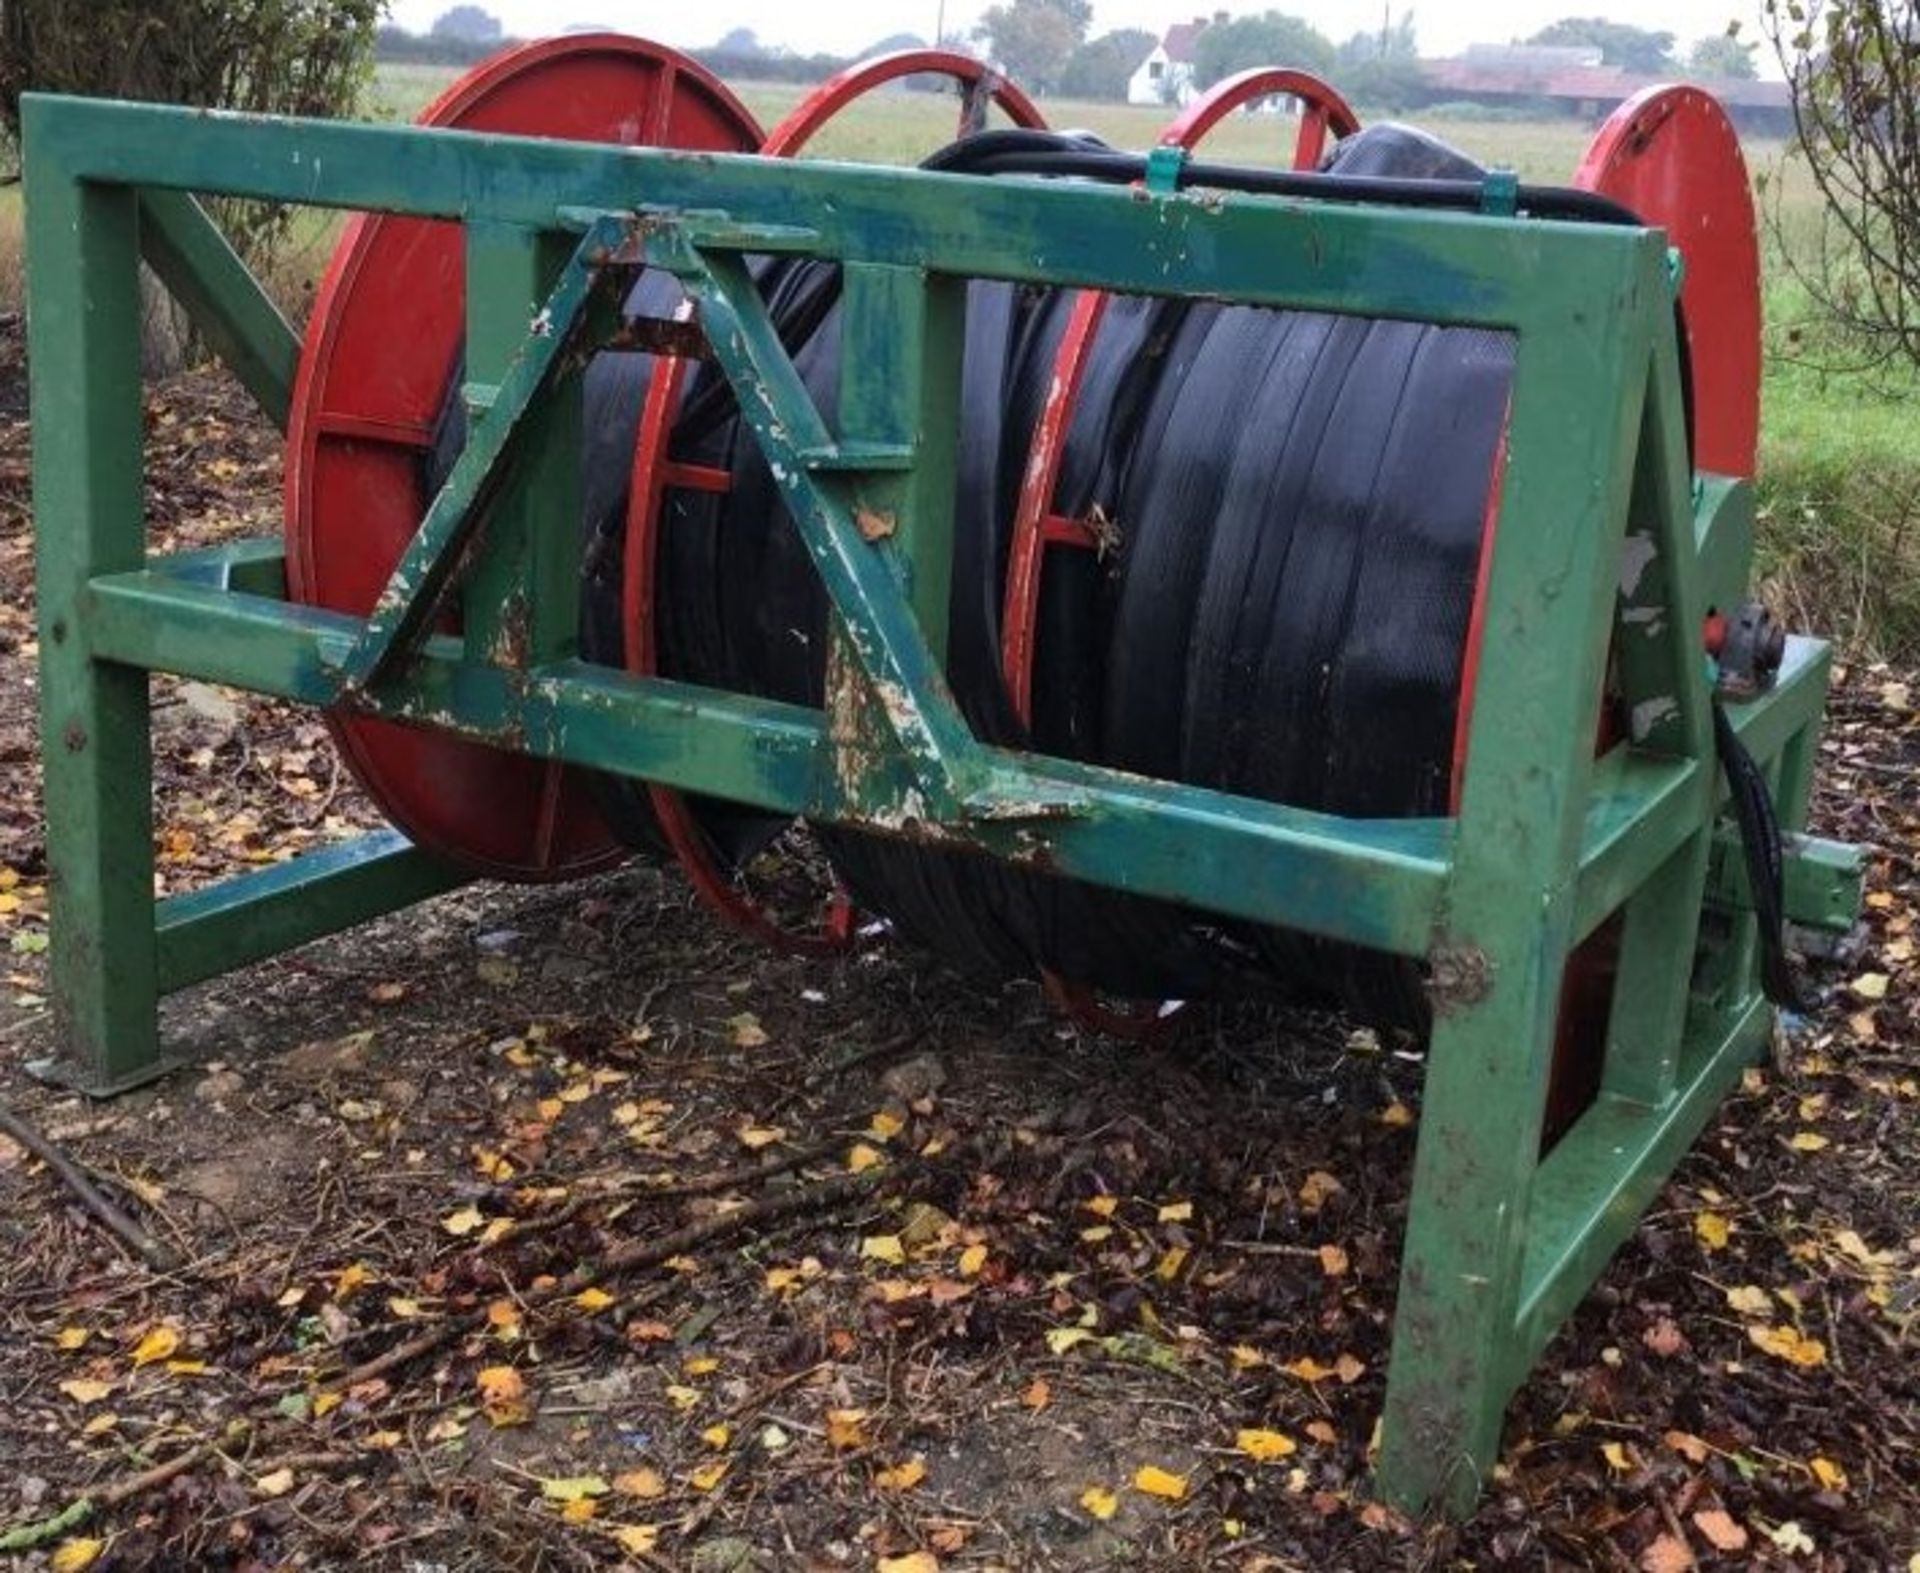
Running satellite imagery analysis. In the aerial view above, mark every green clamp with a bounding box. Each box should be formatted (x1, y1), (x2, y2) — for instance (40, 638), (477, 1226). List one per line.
(1479, 168), (1519, 218)
(1144, 144), (1188, 197)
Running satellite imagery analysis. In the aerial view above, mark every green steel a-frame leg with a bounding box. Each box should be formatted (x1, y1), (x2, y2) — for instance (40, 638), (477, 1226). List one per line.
(1375, 259), (1660, 1512)
(24, 172), (164, 1091)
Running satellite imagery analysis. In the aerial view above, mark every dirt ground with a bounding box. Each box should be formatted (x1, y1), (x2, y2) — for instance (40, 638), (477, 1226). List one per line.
(0, 313), (1914, 1572)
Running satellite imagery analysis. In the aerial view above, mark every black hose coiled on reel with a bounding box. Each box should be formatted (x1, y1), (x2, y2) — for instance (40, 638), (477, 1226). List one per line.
(569, 122), (1795, 1043)
(574, 123), (1516, 1024)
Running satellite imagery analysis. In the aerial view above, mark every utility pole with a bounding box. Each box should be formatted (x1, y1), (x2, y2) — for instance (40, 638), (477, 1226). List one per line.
(937, 0), (947, 46)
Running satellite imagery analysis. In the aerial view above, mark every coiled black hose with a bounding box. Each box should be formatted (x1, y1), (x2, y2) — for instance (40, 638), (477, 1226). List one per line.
(571, 124), (1512, 1019)
(569, 121), (1790, 1039)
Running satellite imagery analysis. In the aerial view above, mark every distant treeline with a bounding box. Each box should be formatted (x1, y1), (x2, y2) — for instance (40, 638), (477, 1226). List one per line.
(373, 26), (863, 84)
(373, 26), (498, 66)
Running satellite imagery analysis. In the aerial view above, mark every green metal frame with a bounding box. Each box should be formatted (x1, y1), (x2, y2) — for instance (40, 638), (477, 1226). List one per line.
(20, 93), (1860, 1515)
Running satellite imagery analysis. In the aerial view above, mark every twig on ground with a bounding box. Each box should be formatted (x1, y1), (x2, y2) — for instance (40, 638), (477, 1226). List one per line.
(0, 1100), (182, 1272)
(0, 1421), (250, 1550)
(331, 1167), (887, 1394)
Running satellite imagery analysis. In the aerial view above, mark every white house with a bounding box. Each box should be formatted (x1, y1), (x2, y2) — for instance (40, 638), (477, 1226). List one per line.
(1127, 18), (1214, 107)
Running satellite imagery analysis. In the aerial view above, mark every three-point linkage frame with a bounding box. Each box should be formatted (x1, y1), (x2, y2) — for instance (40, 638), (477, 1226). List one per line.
(20, 92), (1858, 1513)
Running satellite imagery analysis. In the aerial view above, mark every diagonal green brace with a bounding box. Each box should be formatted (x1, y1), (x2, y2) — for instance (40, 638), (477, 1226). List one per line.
(136, 190), (300, 432)
(336, 213), (625, 697)
(675, 243), (987, 821)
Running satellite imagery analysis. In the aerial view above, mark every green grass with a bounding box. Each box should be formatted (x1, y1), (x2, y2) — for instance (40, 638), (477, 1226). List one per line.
(2, 61), (1912, 654)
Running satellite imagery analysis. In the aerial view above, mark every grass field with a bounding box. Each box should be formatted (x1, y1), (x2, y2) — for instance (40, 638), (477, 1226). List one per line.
(6, 62), (1915, 652)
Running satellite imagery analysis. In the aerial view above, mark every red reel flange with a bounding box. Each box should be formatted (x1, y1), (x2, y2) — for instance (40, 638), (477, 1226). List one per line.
(1000, 69), (1360, 1040)
(1574, 85), (1761, 479)
(621, 51), (1047, 955)
(285, 36), (763, 879)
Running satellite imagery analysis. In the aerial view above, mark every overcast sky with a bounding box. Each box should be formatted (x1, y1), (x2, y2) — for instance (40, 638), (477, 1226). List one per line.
(385, 2), (1770, 68)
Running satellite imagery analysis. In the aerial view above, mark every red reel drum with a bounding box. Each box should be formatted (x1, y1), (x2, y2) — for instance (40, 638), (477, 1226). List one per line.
(285, 36), (763, 878)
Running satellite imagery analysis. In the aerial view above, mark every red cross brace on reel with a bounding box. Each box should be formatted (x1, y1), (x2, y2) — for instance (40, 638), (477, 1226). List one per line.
(998, 68), (1361, 1040)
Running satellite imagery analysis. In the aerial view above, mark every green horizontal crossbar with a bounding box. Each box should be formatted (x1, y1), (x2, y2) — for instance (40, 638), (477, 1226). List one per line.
(149, 537), (287, 597)
(86, 570), (1450, 955)
(1708, 830), (1863, 935)
(156, 829), (466, 993)
(21, 94), (1649, 336)
(1510, 993), (1770, 1378)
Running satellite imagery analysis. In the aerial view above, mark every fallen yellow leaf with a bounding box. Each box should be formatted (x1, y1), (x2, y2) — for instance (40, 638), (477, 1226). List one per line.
(1692, 1507), (1748, 1552)
(59, 1379), (113, 1405)
(1157, 1200), (1193, 1223)
(1694, 1210), (1731, 1250)
(441, 1205), (485, 1237)
(1022, 1377), (1051, 1410)
(876, 1458), (928, 1491)
(540, 1475), (610, 1502)
(846, 1142), (885, 1174)
(1156, 1246), (1189, 1281)
(1380, 1101), (1415, 1128)
(876, 1555), (939, 1573)
(255, 1466), (295, 1497)
(614, 1525), (660, 1555)
(131, 1326), (179, 1367)
(736, 1123), (784, 1149)
(870, 1109), (906, 1141)
(700, 1424), (732, 1450)
(574, 1287), (615, 1313)
(1046, 1327), (1094, 1356)
(1298, 1171), (1343, 1213)
(472, 1148), (515, 1182)
(1080, 1484), (1119, 1520)
(1318, 1243), (1350, 1277)
(826, 1409), (870, 1450)
(486, 1299), (522, 1340)
(957, 1243), (988, 1277)
(1789, 1131), (1830, 1152)
(55, 1327), (91, 1351)
(1748, 1324), (1827, 1367)
(1809, 1456), (1848, 1492)
(862, 1234), (907, 1266)
(686, 1460), (729, 1492)
(1083, 1195), (1118, 1219)
(476, 1365), (529, 1426)
(1664, 1430), (1711, 1463)
(50, 1539), (104, 1573)
(613, 1467), (665, 1499)
(1725, 1284), (1771, 1315)
(1237, 1428), (1297, 1462)
(1600, 1440), (1634, 1473)
(727, 1012), (770, 1048)
(1133, 1464), (1188, 1500)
